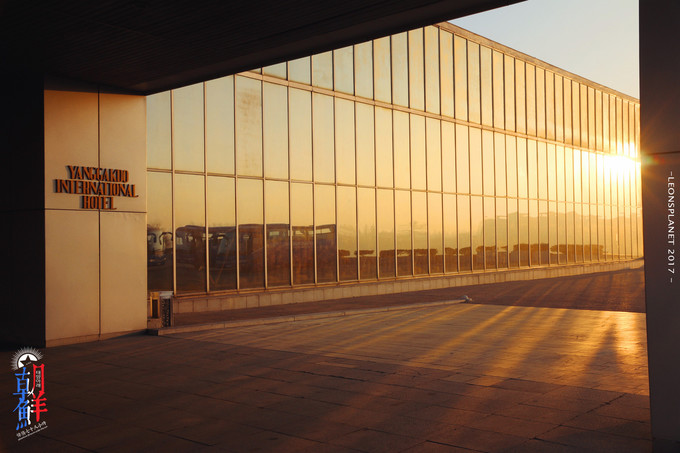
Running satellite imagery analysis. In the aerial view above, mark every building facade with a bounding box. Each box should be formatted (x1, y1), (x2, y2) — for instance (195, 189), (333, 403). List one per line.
(145, 23), (642, 307)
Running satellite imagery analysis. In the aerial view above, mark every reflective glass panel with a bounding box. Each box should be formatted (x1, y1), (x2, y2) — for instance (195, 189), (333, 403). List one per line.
(454, 35), (468, 120)
(312, 51), (333, 89)
(565, 148), (573, 202)
(357, 103), (376, 186)
(496, 198), (508, 268)
(604, 204), (613, 260)
(173, 83), (205, 172)
(508, 198), (519, 268)
(536, 67), (546, 138)
(374, 36), (392, 103)
(469, 127), (482, 195)
(572, 81), (580, 147)
(408, 29), (425, 111)
(440, 31), (454, 118)
(458, 195), (471, 271)
(546, 71), (555, 140)
(207, 176), (236, 291)
(456, 125), (469, 194)
(482, 130), (494, 196)
(583, 201), (591, 261)
(575, 203), (583, 261)
(147, 172), (173, 291)
(355, 41), (373, 99)
(506, 136), (517, 198)
(494, 132), (506, 197)
(263, 62), (286, 79)
(527, 140), (538, 199)
(205, 76), (235, 174)
(358, 188), (377, 280)
(392, 32), (409, 107)
(333, 46), (354, 95)
(556, 146), (565, 202)
(610, 95), (617, 154)
(335, 98), (356, 184)
(529, 199), (539, 265)
(444, 194), (458, 272)
(289, 89), (312, 181)
(313, 94), (335, 183)
(442, 122), (456, 193)
(265, 181), (290, 287)
(263, 83), (288, 179)
(558, 202), (566, 264)
(238, 179), (264, 289)
(504, 55), (515, 131)
(548, 201), (558, 264)
(539, 200), (549, 264)
(413, 191), (428, 275)
(467, 41), (481, 123)
(425, 26), (441, 114)
(288, 57), (311, 84)
(603, 93), (610, 152)
(517, 138), (528, 198)
(588, 88), (596, 150)
(519, 199), (529, 266)
(554, 74), (564, 142)
(590, 204), (600, 261)
(377, 189), (395, 277)
(480, 46), (493, 127)
(526, 64), (536, 136)
(375, 107), (394, 188)
(394, 111), (410, 189)
(515, 60), (526, 133)
(235, 76), (262, 176)
(623, 100), (630, 155)
(589, 153), (597, 205)
(291, 183), (314, 284)
(598, 204), (606, 262)
(337, 186), (358, 281)
(563, 78), (572, 145)
(471, 196), (484, 270)
(492, 50), (504, 129)
(485, 196), (497, 269)
(395, 190), (412, 275)
(426, 118), (442, 191)
(573, 149), (582, 203)
(410, 114), (426, 190)
(580, 85), (588, 147)
(567, 203), (575, 263)
(429, 193), (444, 273)
(581, 151), (590, 204)
(315, 184), (337, 282)
(147, 92), (172, 169)
(537, 141), (547, 200)
(547, 144), (556, 201)
(175, 174), (206, 293)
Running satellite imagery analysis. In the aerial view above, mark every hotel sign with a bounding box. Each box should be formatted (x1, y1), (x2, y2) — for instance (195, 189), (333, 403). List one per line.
(54, 165), (137, 210)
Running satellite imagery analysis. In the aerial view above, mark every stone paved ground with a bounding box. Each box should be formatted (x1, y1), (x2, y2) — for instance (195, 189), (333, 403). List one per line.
(0, 284), (651, 452)
(174, 267), (645, 327)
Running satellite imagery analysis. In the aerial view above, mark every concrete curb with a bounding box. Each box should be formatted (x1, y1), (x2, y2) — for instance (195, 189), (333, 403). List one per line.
(148, 298), (467, 336)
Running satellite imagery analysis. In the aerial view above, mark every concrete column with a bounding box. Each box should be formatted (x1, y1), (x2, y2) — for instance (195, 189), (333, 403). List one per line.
(43, 78), (147, 346)
(640, 1), (680, 450)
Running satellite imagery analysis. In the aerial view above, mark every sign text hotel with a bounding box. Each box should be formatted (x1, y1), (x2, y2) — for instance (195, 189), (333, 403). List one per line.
(54, 165), (137, 210)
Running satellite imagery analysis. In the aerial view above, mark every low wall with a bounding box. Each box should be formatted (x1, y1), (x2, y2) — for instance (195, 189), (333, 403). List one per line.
(174, 259), (644, 314)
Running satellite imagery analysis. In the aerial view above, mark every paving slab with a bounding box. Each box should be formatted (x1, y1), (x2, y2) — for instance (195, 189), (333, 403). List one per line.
(0, 279), (651, 452)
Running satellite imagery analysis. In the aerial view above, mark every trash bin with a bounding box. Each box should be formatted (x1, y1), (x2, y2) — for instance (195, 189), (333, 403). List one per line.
(158, 291), (174, 327)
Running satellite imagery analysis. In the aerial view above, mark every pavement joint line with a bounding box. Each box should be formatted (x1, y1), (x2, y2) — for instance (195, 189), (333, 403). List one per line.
(148, 298), (467, 336)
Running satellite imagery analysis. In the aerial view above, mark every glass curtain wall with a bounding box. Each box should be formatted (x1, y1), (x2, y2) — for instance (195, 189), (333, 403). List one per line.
(147, 24), (642, 295)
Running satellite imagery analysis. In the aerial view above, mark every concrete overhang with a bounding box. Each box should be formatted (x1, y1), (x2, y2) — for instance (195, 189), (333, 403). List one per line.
(1, 0), (524, 94)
